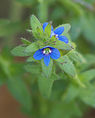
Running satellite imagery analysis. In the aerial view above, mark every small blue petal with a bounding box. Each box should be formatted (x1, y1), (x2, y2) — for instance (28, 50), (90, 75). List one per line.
(50, 31), (55, 37)
(50, 48), (60, 59)
(58, 35), (69, 44)
(43, 22), (54, 33)
(33, 49), (44, 60)
(51, 25), (54, 31)
(54, 27), (64, 35)
(43, 22), (48, 31)
(44, 55), (50, 66)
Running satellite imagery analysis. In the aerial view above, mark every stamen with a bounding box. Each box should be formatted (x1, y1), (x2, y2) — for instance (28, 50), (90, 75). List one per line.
(43, 48), (52, 55)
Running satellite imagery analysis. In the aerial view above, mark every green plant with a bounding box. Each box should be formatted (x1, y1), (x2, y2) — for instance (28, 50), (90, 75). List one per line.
(0, 0), (95, 118)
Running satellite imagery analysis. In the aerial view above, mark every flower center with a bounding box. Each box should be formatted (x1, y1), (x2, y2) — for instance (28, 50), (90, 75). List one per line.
(55, 34), (58, 38)
(51, 31), (58, 38)
(43, 48), (51, 55)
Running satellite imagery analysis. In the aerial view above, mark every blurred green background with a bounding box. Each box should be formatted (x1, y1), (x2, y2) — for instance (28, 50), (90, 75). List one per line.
(0, 0), (95, 118)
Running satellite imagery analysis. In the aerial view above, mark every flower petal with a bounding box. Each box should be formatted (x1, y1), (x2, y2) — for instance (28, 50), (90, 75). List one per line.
(54, 27), (64, 35)
(51, 25), (54, 31)
(50, 48), (60, 59)
(58, 35), (69, 44)
(44, 55), (50, 66)
(43, 22), (48, 31)
(50, 31), (55, 37)
(33, 49), (44, 60)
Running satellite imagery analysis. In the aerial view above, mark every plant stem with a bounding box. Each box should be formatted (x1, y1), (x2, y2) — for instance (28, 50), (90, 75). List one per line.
(38, 0), (48, 22)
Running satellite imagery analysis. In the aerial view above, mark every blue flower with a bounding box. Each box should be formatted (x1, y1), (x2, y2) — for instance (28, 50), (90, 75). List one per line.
(33, 46), (60, 66)
(42, 22), (69, 44)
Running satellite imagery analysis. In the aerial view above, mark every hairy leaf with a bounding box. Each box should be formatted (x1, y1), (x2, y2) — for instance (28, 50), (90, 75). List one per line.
(11, 45), (31, 56)
(41, 59), (53, 78)
(25, 42), (39, 53)
(7, 77), (32, 111)
(38, 75), (55, 98)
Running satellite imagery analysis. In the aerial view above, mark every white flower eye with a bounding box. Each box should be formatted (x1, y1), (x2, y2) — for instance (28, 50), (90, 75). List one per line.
(55, 34), (58, 38)
(43, 48), (51, 55)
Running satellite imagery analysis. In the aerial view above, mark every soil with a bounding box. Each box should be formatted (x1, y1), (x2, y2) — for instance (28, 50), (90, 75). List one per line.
(0, 85), (29, 118)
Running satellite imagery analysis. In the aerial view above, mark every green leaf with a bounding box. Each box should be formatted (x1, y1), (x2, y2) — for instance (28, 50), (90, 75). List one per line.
(68, 50), (86, 63)
(57, 56), (77, 77)
(24, 63), (41, 74)
(0, 56), (11, 77)
(44, 24), (51, 38)
(80, 54), (95, 71)
(0, 69), (7, 86)
(79, 85), (95, 108)
(80, 69), (95, 82)
(55, 56), (66, 64)
(53, 40), (73, 51)
(26, 56), (36, 62)
(41, 59), (53, 78)
(48, 101), (82, 118)
(11, 45), (31, 56)
(25, 42), (39, 53)
(57, 56), (85, 87)
(0, 57), (8, 86)
(7, 77), (32, 111)
(30, 15), (43, 38)
(55, 24), (71, 34)
(64, 33), (72, 42)
(36, 27), (44, 39)
(21, 38), (31, 45)
(51, 79), (68, 100)
(62, 84), (79, 103)
(38, 75), (55, 98)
